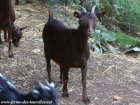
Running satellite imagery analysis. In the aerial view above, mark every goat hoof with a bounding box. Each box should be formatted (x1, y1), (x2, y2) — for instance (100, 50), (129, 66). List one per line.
(83, 97), (90, 104)
(62, 91), (69, 97)
(9, 54), (14, 58)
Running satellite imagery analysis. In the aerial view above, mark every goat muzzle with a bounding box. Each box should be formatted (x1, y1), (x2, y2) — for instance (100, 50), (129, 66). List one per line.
(87, 29), (94, 38)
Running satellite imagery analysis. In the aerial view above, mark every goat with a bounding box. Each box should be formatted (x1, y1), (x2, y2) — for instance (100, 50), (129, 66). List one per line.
(42, 6), (98, 104)
(0, 26), (27, 47)
(0, 74), (57, 105)
(28, 82), (57, 105)
(0, 0), (16, 58)
(12, 26), (27, 47)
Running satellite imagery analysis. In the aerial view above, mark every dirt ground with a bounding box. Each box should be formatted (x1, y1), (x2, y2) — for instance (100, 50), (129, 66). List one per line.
(0, 3), (140, 105)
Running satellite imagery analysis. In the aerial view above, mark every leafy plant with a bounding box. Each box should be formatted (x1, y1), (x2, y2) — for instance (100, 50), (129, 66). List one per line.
(90, 22), (139, 54)
(99, 0), (140, 36)
(115, 32), (139, 47)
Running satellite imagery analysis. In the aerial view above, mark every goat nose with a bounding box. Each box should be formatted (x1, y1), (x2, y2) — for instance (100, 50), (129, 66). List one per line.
(88, 29), (94, 35)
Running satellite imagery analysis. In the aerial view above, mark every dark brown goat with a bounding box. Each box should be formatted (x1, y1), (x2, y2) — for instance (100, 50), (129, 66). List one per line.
(0, 26), (26, 46)
(12, 26), (27, 47)
(0, 0), (16, 58)
(42, 6), (98, 104)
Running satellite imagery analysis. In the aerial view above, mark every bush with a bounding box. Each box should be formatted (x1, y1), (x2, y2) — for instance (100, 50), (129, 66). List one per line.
(99, 0), (140, 36)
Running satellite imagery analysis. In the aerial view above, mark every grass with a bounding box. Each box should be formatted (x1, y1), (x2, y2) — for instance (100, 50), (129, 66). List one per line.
(115, 32), (139, 46)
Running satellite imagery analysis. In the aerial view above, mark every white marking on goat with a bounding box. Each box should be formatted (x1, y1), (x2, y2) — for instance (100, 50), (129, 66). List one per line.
(39, 82), (45, 89)
(0, 74), (6, 79)
(49, 83), (55, 88)
(0, 73), (2, 77)
(45, 79), (55, 88)
(7, 81), (16, 89)
(38, 82), (50, 90)
(45, 86), (51, 90)
(32, 89), (40, 94)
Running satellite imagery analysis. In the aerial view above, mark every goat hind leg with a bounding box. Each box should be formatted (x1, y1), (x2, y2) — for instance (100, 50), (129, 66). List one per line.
(62, 67), (69, 97)
(4, 30), (8, 42)
(59, 66), (63, 83)
(47, 58), (52, 82)
(45, 46), (52, 82)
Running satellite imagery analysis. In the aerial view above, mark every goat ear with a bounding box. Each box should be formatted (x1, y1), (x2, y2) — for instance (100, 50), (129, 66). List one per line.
(38, 82), (46, 89)
(31, 89), (40, 98)
(96, 12), (106, 21)
(73, 11), (80, 18)
(20, 26), (27, 31)
(45, 79), (55, 88)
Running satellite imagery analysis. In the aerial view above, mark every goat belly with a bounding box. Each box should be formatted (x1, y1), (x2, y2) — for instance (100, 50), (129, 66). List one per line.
(52, 57), (88, 68)
(0, 20), (11, 28)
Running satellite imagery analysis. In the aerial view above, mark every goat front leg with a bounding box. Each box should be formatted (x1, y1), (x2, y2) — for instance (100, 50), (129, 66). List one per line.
(47, 58), (52, 82)
(81, 65), (90, 104)
(8, 29), (14, 58)
(0, 31), (3, 44)
(59, 66), (63, 83)
(45, 47), (52, 82)
(62, 67), (69, 97)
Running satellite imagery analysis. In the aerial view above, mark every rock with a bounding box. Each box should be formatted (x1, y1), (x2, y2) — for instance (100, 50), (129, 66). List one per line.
(132, 90), (140, 95)
(113, 95), (123, 101)
(32, 49), (41, 54)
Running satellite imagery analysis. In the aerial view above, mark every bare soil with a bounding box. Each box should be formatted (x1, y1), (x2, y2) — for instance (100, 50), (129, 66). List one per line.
(0, 3), (140, 105)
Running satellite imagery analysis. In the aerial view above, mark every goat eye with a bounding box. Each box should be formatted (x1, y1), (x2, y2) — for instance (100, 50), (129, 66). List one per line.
(79, 19), (85, 23)
(81, 21), (85, 24)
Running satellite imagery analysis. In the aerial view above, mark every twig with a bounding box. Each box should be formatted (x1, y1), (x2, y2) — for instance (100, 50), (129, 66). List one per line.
(102, 65), (114, 76)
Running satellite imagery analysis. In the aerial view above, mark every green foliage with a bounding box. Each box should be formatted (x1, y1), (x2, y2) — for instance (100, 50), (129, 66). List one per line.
(115, 32), (139, 47)
(116, 0), (140, 34)
(100, 0), (140, 35)
(91, 22), (118, 54)
(101, 32), (116, 42)
(91, 22), (139, 54)
(93, 0), (140, 52)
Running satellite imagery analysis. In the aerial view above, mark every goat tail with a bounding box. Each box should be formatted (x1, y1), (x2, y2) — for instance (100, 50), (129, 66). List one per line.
(48, 9), (53, 20)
